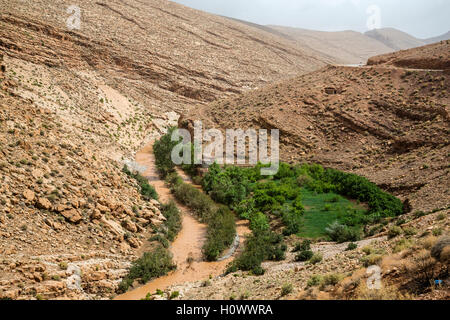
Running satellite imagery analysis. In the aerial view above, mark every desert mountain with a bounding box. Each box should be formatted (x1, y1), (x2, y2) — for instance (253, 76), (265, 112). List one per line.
(182, 42), (450, 214)
(267, 26), (394, 64)
(364, 28), (427, 51)
(424, 31), (450, 44)
(365, 28), (450, 50)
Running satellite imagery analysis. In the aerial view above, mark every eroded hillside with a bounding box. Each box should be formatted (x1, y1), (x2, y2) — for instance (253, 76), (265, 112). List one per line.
(368, 41), (450, 70)
(0, 0), (331, 115)
(0, 61), (166, 299)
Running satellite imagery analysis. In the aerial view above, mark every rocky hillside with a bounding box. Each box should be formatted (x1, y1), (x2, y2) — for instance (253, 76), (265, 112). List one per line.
(0, 0), (332, 116)
(368, 41), (450, 70)
(182, 43), (450, 214)
(0, 60), (167, 299)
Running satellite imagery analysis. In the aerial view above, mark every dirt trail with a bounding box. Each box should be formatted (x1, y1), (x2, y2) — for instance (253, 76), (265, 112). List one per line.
(116, 142), (250, 300)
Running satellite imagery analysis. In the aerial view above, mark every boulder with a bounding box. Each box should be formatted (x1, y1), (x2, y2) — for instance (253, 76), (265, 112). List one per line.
(23, 189), (35, 202)
(96, 203), (109, 213)
(122, 220), (137, 233)
(90, 209), (102, 220)
(60, 209), (82, 224)
(126, 237), (140, 248)
(36, 197), (52, 210)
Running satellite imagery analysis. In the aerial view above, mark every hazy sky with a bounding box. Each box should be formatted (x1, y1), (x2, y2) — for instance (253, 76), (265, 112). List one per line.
(171, 0), (450, 39)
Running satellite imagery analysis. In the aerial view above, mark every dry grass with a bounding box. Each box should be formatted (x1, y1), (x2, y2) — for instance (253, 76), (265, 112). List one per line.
(355, 283), (411, 300)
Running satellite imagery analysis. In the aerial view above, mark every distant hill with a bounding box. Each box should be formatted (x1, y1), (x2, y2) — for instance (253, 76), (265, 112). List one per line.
(424, 31), (450, 44)
(365, 28), (426, 50)
(267, 26), (394, 64)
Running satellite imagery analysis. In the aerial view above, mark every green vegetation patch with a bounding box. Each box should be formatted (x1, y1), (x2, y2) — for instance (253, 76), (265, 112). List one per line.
(154, 131), (236, 262)
(298, 188), (366, 239)
(203, 162), (403, 240)
(118, 246), (176, 293)
(122, 165), (158, 200)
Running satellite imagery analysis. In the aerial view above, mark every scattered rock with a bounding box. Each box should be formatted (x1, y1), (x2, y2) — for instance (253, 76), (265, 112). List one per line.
(22, 190), (35, 202)
(60, 209), (82, 224)
(36, 198), (52, 210)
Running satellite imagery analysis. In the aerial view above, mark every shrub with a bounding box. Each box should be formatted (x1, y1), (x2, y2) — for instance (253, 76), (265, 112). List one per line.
(346, 243), (358, 251)
(388, 226), (403, 239)
(280, 204), (303, 236)
(172, 182), (215, 221)
(325, 221), (360, 243)
(295, 250), (314, 262)
(153, 127), (180, 177)
(122, 165), (158, 200)
(413, 211), (426, 219)
(249, 211), (270, 232)
(297, 174), (313, 187)
(307, 275), (323, 287)
(309, 252), (323, 264)
(293, 240), (311, 252)
(160, 201), (182, 242)
(281, 283), (293, 296)
(421, 236), (438, 250)
(227, 231), (285, 275)
(149, 235), (169, 248)
(142, 293), (153, 301)
(202, 163), (251, 206)
(432, 228), (443, 237)
(403, 227), (417, 237)
(320, 273), (344, 289)
(118, 246), (176, 293)
(361, 254), (383, 267)
(274, 163), (295, 179)
(393, 238), (414, 253)
(362, 245), (375, 255)
(203, 207), (236, 261)
(169, 291), (180, 300)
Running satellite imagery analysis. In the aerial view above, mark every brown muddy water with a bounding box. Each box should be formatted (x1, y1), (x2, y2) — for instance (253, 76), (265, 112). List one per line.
(116, 142), (250, 300)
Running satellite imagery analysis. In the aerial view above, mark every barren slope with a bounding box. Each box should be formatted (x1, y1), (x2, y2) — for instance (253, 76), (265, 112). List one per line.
(0, 62), (166, 299)
(368, 41), (450, 70)
(0, 0), (331, 116)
